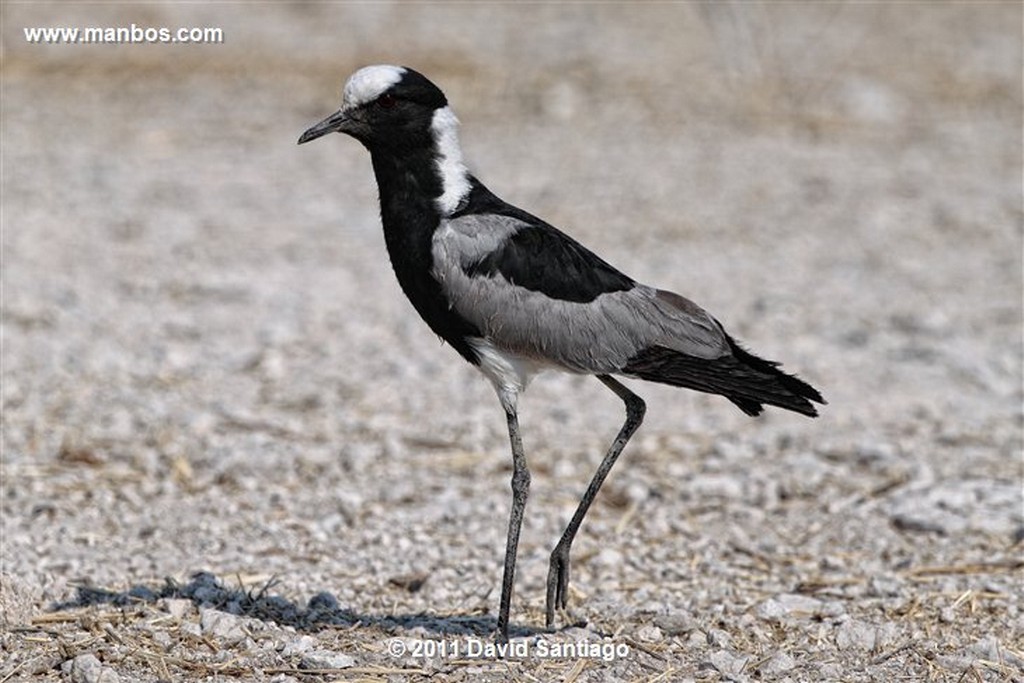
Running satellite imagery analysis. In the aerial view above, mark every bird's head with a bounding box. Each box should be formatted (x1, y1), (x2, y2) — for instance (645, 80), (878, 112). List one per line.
(298, 65), (450, 152)
(299, 65), (472, 214)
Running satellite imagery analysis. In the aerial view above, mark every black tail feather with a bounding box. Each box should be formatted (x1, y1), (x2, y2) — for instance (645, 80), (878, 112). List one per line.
(621, 336), (825, 418)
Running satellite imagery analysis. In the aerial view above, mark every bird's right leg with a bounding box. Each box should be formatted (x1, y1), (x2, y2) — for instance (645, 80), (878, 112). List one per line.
(496, 403), (530, 643)
(546, 375), (645, 629)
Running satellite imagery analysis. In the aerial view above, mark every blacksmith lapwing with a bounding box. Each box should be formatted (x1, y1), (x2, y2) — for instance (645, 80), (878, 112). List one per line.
(299, 65), (824, 641)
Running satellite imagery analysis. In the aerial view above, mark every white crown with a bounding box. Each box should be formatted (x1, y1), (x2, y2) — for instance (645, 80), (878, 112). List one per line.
(342, 65), (406, 110)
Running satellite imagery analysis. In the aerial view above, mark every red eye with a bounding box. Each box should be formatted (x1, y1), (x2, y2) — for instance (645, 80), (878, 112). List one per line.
(377, 93), (398, 109)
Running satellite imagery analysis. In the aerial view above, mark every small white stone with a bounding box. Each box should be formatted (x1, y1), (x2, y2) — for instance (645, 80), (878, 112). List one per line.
(281, 634), (318, 657)
(179, 620), (202, 639)
(707, 649), (748, 675)
(200, 608), (246, 643)
(835, 619), (877, 650)
(756, 593), (827, 621)
(299, 649), (355, 670)
(66, 654), (109, 683)
(163, 598), (193, 619)
(759, 651), (796, 675)
(152, 629), (173, 651)
(706, 628), (733, 648)
(635, 624), (664, 643)
(654, 612), (697, 635)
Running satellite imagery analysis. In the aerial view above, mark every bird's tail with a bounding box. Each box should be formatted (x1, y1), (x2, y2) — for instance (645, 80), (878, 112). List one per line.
(622, 335), (825, 418)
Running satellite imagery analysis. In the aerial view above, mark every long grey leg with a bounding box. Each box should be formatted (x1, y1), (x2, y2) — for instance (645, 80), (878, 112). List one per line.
(497, 404), (530, 642)
(546, 375), (645, 629)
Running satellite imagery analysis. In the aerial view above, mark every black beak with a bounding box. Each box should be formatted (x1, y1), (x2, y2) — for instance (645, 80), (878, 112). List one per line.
(298, 109), (351, 145)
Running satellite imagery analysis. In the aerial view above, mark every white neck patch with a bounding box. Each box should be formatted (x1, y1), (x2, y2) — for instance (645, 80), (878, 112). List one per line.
(431, 106), (471, 215)
(342, 65), (405, 110)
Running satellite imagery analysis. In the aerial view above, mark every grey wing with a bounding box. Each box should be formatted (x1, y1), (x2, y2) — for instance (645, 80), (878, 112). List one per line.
(431, 214), (730, 375)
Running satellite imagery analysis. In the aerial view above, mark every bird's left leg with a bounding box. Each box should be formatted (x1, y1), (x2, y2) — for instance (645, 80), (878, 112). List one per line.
(545, 375), (645, 629)
(496, 401), (531, 642)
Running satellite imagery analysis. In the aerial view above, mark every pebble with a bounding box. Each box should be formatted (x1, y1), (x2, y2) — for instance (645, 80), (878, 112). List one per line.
(151, 630), (173, 651)
(686, 630), (706, 650)
(179, 620), (202, 640)
(965, 635), (1023, 667)
(163, 598), (193, 619)
(688, 473), (744, 500)
(563, 626), (602, 642)
(200, 608), (246, 643)
(594, 547), (624, 569)
(816, 662), (844, 678)
(834, 619), (878, 651)
(299, 649), (355, 670)
(890, 512), (951, 535)
(654, 612), (697, 636)
(635, 624), (664, 643)
(706, 628), (733, 648)
(868, 575), (904, 597)
(62, 654), (119, 683)
(758, 651), (796, 675)
(706, 649), (748, 675)
(756, 593), (825, 621)
(281, 634), (318, 656)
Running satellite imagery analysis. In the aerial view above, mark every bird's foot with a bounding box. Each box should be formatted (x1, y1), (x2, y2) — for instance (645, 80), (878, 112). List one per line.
(496, 611), (510, 644)
(545, 544), (571, 629)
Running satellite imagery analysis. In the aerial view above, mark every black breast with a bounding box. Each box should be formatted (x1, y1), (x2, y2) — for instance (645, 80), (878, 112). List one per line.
(371, 152), (482, 364)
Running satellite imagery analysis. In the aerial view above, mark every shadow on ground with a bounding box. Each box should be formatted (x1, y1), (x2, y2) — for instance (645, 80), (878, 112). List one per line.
(48, 571), (543, 639)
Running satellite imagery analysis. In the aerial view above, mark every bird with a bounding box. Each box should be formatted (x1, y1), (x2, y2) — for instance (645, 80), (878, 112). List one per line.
(298, 65), (824, 642)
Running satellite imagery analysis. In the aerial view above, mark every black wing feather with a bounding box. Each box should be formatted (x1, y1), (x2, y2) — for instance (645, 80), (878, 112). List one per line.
(623, 332), (825, 417)
(465, 226), (634, 303)
(454, 180), (635, 303)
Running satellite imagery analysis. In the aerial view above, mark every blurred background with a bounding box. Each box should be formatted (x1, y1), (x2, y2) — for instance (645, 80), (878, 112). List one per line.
(2, 2), (1021, 680)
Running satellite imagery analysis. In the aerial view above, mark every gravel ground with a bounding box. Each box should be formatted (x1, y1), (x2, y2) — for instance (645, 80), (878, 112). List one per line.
(2, 3), (1022, 682)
